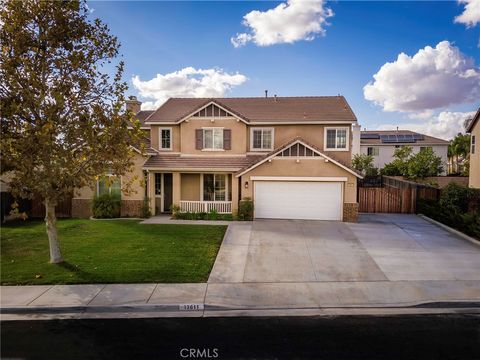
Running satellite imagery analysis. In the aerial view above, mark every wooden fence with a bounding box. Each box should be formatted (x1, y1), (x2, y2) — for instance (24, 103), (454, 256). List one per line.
(358, 176), (440, 214)
(29, 193), (72, 218)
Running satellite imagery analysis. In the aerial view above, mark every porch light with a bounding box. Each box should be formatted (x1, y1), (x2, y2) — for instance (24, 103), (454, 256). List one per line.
(296, 159), (300, 163)
(210, 118), (215, 123)
(245, 181), (249, 189)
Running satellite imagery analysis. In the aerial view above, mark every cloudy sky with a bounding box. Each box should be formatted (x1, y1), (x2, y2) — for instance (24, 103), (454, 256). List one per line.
(91, 0), (480, 140)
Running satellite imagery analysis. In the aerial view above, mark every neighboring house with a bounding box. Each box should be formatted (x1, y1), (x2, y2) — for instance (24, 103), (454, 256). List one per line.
(466, 108), (480, 189)
(360, 130), (449, 173)
(72, 96), (363, 221)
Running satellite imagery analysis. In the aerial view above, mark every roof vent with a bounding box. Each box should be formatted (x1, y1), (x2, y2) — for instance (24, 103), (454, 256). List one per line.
(265, 90), (268, 98)
(274, 94), (277, 102)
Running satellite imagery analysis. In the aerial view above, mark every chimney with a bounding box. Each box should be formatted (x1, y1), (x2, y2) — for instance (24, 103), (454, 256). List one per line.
(265, 90), (268, 98)
(126, 96), (141, 114)
(396, 126), (399, 131)
(274, 94), (277, 102)
(352, 123), (361, 157)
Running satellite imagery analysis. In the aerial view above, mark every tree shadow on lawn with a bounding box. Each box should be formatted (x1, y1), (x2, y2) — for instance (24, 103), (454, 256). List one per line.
(56, 261), (94, 282)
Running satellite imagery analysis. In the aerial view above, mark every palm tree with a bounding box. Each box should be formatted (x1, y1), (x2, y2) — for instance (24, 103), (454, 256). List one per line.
(448, 133), (471, 174)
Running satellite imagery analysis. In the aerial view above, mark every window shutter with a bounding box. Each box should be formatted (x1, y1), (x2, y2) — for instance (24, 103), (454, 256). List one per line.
(223, 129), (231, 150)
(195, 129), (203, 150)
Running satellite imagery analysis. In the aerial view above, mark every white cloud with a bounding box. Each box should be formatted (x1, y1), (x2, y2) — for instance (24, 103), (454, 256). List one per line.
(132, 67), (247, 110)
(363, 41), (480, 114)
(377, 111), (476, 140)
(455, 0), (480, 27)
(231, 0), (333, 47)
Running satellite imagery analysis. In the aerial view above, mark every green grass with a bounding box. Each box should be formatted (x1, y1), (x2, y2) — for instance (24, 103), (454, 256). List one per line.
(1, 219), (227, 285)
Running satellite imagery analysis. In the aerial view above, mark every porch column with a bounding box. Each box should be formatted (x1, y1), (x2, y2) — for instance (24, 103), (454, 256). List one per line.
(172, 172), (181, 207)
(148, 171), (155, 215)
(231, 174), (239, 214)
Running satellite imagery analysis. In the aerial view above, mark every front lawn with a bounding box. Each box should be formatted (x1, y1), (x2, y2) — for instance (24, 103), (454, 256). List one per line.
(1, 220), (226, 285)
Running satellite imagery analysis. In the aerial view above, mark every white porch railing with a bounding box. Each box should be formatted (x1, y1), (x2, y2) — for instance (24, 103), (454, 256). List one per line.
(180, 201), (232, 214)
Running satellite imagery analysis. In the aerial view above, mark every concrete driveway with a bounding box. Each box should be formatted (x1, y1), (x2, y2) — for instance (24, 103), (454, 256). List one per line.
(208, 214), (480, 283)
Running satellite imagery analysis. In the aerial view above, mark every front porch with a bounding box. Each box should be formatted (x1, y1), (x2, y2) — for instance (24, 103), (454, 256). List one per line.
(147, 171), (238, 215)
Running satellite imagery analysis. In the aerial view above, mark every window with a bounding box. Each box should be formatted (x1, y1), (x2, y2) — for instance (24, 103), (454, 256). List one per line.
(251, 128), (273, 150)
(97, 176), (121, 197)
(367, 147), (379, 156)
(159, 128), (172, 150)
(472, 135), (476, 155)
(203, 174), (226, 201)
(420, 146), (432, 152)
(154, 173), (162, 196)
(325, 128), (348, 150)
(203, 128), (223, 150)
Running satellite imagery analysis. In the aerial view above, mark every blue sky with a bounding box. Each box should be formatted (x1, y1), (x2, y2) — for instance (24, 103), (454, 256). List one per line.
(90, 1), (480, 139)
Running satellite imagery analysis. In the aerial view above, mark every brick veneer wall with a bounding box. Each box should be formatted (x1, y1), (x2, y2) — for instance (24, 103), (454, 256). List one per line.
(343, 202), (359, 222)
(120, 200), (143, 217)
(71, 199), (92, 218)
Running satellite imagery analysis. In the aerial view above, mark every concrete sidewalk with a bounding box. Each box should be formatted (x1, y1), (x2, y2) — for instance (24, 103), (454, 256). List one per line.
(140, 215), (240, 225)
(2, 280), (480, 320)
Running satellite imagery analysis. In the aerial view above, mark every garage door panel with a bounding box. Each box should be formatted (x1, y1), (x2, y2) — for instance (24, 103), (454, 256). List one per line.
(254, 181), (342, 221)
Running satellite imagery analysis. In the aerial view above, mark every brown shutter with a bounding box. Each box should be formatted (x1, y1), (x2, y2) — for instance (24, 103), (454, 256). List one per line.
(223, 129), (231, 150)
(195, 129), (203, 150)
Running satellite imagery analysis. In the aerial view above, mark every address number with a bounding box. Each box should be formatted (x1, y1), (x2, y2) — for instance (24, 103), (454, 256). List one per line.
(179, 304), (204, 311)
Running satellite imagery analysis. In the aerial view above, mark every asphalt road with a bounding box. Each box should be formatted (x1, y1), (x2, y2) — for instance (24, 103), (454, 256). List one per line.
(1, 315), (480, 360)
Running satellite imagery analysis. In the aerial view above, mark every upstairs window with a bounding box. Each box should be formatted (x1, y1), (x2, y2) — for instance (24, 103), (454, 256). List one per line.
(325, 128), (348, 150)
(367, 147), (379, 156)
(203, 128), (224, 150)
(159, 128), (172, 150)
(251, 128), (273, 151)
(420, 146), (432, 152)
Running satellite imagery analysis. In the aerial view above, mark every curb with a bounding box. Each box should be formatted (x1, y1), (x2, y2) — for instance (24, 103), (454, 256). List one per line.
(418, 214), (480, 247)
(2, 300), (480, 315)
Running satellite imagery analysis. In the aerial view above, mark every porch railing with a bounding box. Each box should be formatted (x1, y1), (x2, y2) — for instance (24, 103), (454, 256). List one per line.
(180, 201), (232, 214)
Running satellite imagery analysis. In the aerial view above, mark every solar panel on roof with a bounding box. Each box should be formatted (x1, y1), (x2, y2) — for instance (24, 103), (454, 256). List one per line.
(360, 133), (380, 139)
(413, 134), (424, 140)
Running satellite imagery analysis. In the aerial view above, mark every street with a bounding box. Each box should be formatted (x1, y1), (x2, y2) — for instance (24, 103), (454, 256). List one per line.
(2, 315), (480, 359)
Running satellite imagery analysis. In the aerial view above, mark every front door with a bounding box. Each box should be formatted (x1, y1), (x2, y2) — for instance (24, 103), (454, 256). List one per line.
(163, 173), (173, 213)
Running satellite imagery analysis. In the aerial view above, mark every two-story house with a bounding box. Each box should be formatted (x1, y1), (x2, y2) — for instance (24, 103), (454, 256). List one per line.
(466, 108), (480, 188)
(72, 96), (362, 221)
(360, 130), (449, 174)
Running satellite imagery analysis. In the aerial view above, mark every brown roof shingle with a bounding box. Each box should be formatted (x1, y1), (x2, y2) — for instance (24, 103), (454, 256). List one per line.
(146, 96), (357, 123)
(143, 154), (264, 170)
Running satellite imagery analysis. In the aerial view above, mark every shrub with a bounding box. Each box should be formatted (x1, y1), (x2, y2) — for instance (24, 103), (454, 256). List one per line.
(238, 198), (254, 221)
(380, 162), (401, 176)
(140, 197), (151, 218)
(439, 183), (471, 213)
(418, 198), (480, 239)
(92, 193), (121, 218)
(207, 209), (218, 220)
(170, 204), (181, 219)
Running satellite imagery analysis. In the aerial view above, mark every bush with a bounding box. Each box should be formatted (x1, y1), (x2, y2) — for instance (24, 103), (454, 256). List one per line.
(207, 209), (218, 220)
(418, 198), (480, 239)
(380, 162), (401, 176)
(439, 183), (471, 213)
(238, 198), (254, 221)
(170, 204), (181, 219)
(140, 197), (151, 218)
(92, 193), (121, 218)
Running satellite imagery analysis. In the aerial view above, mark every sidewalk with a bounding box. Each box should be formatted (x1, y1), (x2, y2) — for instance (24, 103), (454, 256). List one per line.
(2, 280), (480, 320)
(140, 215), (239, 225)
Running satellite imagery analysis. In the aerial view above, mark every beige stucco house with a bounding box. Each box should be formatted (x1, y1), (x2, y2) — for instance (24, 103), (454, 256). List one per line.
(467, 108), (480, 189)
(72, 96), (363, 221)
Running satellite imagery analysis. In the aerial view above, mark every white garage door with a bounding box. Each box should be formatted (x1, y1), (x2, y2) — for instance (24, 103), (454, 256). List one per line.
(254, 181), (343, 220)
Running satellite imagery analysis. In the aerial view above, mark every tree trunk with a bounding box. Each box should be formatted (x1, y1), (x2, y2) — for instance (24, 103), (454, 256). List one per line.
(45, 198), (63, 264)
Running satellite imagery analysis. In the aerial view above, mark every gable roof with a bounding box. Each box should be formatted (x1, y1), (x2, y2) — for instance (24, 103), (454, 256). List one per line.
(466, 108), (480, 133)
(144, 96), (358, 124)
(126, 110), (155, 128)
(360, 130), (449, 145)
(235, 137), (363, 179)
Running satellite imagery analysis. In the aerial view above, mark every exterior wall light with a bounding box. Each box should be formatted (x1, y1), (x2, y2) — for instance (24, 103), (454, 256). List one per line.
(245, 181), (249, 189)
